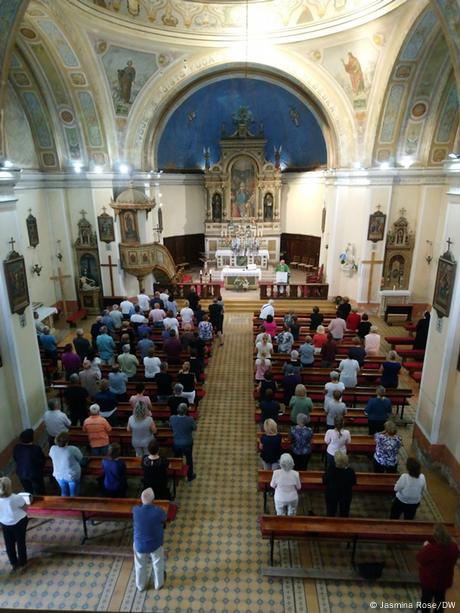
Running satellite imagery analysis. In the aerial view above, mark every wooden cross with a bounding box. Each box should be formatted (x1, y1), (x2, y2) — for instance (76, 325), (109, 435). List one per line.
(361, 251), (384, 304)
(101, 255), (118, 296)
(50, 267), (71, 316)
(8, 237), (16, 251)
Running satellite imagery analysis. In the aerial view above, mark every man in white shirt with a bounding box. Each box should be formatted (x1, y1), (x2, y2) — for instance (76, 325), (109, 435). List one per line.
(44, 400), (71, 447)
(137, 289), (150, 313)
(130, 305), (148, 325)
(180, 301), (194, 327)
(120, 297), (135, 319)
(324, 371), (345, 408)
(159, 289), (169, 305)
(259, 299), (274, 320)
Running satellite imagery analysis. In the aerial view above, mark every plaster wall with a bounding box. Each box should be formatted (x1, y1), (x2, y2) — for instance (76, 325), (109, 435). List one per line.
(281, 173), (324, 237)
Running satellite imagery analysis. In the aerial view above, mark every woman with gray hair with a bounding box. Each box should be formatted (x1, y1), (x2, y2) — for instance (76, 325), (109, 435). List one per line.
(270, 453), (301, 516)
(0, 477), (31, 570)
(127, 402), (157, 457)
(290, 413), (313, 470)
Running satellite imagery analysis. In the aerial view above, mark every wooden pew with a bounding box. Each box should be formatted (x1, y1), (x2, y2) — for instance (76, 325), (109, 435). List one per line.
(68, 426), (174, 450)
(28, 495), (176, 544)
(255, 407), (370, 429)
(256, 432), (375, 455)
(384, 336), (415, 350)
(44, 456), (187, 498)
(116, 403), (199, 422)
(260, 367), (381, 386)
(259, 515), (456, 567)
(257, 470), (397, 513)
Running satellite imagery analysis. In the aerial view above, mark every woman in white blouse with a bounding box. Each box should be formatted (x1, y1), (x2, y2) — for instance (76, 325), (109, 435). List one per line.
(324, 415), (351, 467)
(0, 477), (31, 570)
(390, 457), (426, 520)
(270, 453), (301, 516)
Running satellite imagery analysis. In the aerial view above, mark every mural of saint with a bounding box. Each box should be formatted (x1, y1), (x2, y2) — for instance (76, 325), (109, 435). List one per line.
(231, 157), (256, 219)
(118, 60), (136, 104)
(342, 52), (365, 95)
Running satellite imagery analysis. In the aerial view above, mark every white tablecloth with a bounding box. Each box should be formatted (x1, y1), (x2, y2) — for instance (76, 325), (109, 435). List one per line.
(35, 306), (58, 322)
(220, 267), (262, 280)
(216, 249), (269, 258)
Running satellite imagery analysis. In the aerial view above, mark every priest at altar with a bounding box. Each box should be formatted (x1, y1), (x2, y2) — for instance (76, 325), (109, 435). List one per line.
(275, 259), (290, 273)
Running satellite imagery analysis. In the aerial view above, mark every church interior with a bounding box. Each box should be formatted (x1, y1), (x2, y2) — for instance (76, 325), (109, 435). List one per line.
(1, 0), (460, 611)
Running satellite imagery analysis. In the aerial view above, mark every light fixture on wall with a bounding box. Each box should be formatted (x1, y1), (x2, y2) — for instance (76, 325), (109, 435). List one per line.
(425, 240), (433, 265)
(31, 263), (43, 276)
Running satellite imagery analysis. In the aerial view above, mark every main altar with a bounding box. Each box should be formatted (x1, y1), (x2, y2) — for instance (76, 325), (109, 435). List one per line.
(204, 107), (282, 268)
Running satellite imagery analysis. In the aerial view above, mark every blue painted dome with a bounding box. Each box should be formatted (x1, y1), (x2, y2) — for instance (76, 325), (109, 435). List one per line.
(157, 78), (327, 171)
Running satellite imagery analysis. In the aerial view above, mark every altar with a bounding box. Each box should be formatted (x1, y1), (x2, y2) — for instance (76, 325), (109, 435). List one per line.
(216, 249), (269, 269)
(220, 266), (261, 290)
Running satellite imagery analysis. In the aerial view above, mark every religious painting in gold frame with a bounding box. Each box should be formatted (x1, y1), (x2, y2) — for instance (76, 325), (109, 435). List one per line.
(120, 210), (140, 243)
(4, 252), (30, 314)
(367, 211), (386, 242)
(433, 250), (456, 318)
(230, 156), (256, 219)
(97, 211), (115, 243)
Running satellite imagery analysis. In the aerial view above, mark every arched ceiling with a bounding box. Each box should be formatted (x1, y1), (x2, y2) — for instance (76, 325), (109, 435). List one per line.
(374, 6), (459, 167)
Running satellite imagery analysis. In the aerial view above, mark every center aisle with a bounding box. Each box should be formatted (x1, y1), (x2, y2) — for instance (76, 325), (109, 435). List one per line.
(143, 312), (284, 612)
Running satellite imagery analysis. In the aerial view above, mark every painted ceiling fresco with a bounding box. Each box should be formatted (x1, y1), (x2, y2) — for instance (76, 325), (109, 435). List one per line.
(75, 0), (406, 38)
(157, 77), (327, 171)
(374, 6), (459, 166)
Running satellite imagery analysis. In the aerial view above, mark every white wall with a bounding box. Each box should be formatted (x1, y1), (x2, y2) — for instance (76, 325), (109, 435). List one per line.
(281, 172), (324, 236)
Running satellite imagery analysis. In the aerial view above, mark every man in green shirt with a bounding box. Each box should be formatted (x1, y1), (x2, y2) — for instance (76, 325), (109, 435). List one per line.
(117, 344), (139, 379)
(275, 259), (290, 273)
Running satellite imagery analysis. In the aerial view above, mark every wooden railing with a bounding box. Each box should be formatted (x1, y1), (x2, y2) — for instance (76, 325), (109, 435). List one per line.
(259, 283), (329, 299)
(153, 283), (222, 299)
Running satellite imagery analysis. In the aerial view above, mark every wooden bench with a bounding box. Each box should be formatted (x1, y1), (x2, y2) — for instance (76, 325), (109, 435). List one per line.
(66, 309), (88, 327)
(384, 336), (414, 349)
(68, 426), (175, 451)
(28, 495), (176, 544)
(396, 348), (425, 363)
(384, 304), (413, 324)
(258, 470), (396, 512)
(255, 407), (371, 430)
(44, 456), (187, 498)
(259, 515), (456, 568)
(257, 432), (375, 456)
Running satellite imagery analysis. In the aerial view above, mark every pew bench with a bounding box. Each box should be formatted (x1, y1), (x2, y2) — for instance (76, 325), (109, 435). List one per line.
(257, 470), (397, 513)
(259, 515), (456, 568)
(255, 408), (370, 430)
(256, 432), (375, 456)
(384, 336), (414, 350)
(28, 495), (176, 544)
(66, 309), (88, 327)
(68, 426), (174, 451)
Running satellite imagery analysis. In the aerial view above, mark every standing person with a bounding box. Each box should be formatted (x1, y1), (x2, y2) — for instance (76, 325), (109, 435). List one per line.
(290, 413), (313, 470)
(83, 404), (112, 456)
(365, 386), (392, 434)
(132, 488), (167, 592)
(101, 443), (127, 497)
(373, 420), (402, 473)
(357, 313), (372, 339)
(142, 439), (171, 500)
(186, 286), (199, 311)
(167, 383), (189, 416)
(127, 403), (157, 457)
(324, 371), (345, 408)
(64, 374), (88, 426)
(338, 351), (360, 388)
(277, 324), (294, 354)
(170, 403), (197, 482)
(328, 315), (347, 341)
(256, 334), (273, 359)
(155, 362), (173, 403)
(258, 370), (277, 401)
(61, 344), (82, 379)
(413, 311), (431, 350)
(209, 297), (224, 346)
(198, 314), (214, 342)
(177, 361), (196, 404)
(323, 451), (356, 517)
(143, 347), (161, 380)
(259, 299), (275, 320)
(325, 390), (347, 429)
(259, 419), (282, 470)
(259, 389), (280, 426)
(79, 359), (101, 399)
(336, 297), (351, 320)
(346, 307), (361, 332)
(129, 383), (153, 413)
(44, 400), (71, 448)
(120, 297), (135, 320)
(39, 327), (58, 366)
(348, 336), (366, 367)
(390, 457), (426, 520)
(163, 330), (182, 364)
(94, 380), (118, 426)
(313, 325), (328, 354)
(320, 333), (337, 367)
(137, 332), (155, 361)
(118, 344), (139, 380)
(299, 336), (315, 367)
(365, 326), (381, 356)
(49, 432), (83, 496)
(96, 327), (116, 366)
(13, 429), (46, 495)
(324, 416), (351, 467)
(289, 384), (313, 423)
(108, 364), (128, 402)
(255, 353), (271, 383)
(380, 351), (402, 389)
(163, 310), (179, 336)
(309, 306), (323, 332)
(282, 364), (301, 407)
(149, 303), (166, 328)
(180, 301), (194, 328)
(109, 304), (124, 330)
(90, 316), (103, 349)
(263, 315), (277, 340)
(270, 453), (301, 516)
(289, 316), (301, 342)
(416, 524), (459, 609)
(73, 329), (91, 362)
(0, 477), (31, 571)
(137, 289), (151, 314)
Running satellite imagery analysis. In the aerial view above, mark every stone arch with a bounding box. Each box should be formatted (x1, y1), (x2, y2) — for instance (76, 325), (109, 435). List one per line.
(124, 47), (358, 170)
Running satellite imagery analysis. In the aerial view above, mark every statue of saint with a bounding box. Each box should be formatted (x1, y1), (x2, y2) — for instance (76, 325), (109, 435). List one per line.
(118, 60), (136, 104)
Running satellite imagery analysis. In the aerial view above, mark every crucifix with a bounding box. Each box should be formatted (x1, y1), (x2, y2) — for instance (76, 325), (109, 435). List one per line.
(100, 255), (118, 296)
(361, 250), (384, 304)
(446, 237), (453, 251)
(50, 267), (71, 316)
(8, 237), (16, 252)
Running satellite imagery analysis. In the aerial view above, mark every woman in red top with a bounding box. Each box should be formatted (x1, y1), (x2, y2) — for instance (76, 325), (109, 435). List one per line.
(312, 325), (328, 354)
(416, 523), (459, 607)
(346, 308), (361, 332)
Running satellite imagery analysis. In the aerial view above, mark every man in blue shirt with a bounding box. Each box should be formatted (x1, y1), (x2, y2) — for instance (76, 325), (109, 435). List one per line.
(365, 386), (392, 435)
(96, 326), (116, 365)
(169, 403), (197, 481)
(132, 488), (167, 591)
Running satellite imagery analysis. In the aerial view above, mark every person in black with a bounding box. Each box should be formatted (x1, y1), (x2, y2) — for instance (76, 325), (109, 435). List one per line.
(90, 316), (104, 349)
(348, 336), (366, 367)
(167, 383), (190, 415)
(289, 316), (301, 341)
(73, 329), (91, 362)
(189, 348), (203, 381)
(187, 287), (199, 311)
(189, 332), (206, 373)
(63, 373), (89, 426)
(154, 362), (173, 403)
(357, 313), (371, 339)
(413, 311), (431, 350)
(258, 370), (277, 401)
(336, 297), (351, 320)
(259, 389), (280, 427)
(194, 301), (205, 325)
(142, 439), (171, 500)
(320, 333), (337, 368)
(323, 451), (356, 517)
(209, 297), (224, 346)
(12, 429), (46, 494)
(259, 419), (282, 470)
(309, 306), (324, 332)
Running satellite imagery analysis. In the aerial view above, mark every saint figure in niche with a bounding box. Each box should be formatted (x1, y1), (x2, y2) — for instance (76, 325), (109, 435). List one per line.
(263, 193), (274, 221)
(212, 193), (222, 221)
(118, 60), (136, 104)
